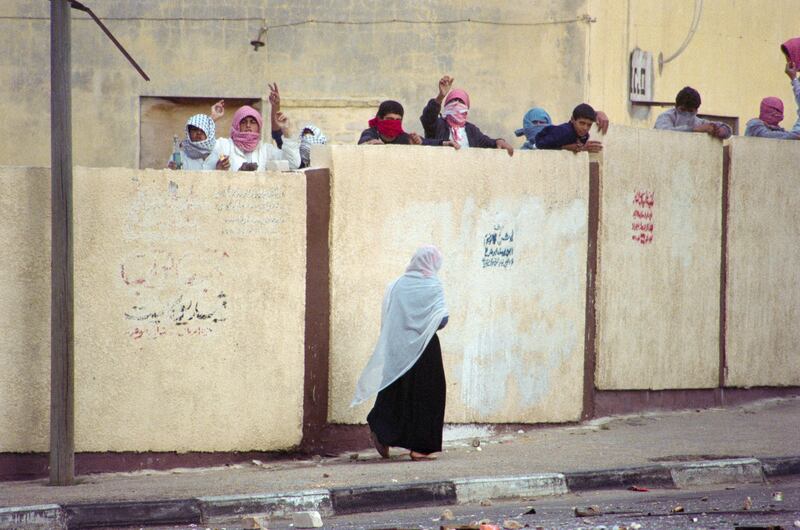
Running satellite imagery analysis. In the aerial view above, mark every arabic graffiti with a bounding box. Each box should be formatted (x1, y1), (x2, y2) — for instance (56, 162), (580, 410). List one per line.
(120, 249), (230, 340)
(631, 190), (654, 245)
(214, 185), (286, 238)
(482, 223), (515, 268)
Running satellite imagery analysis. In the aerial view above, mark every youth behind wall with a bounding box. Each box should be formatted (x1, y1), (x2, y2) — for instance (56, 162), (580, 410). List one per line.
(2, 0), (799, 168)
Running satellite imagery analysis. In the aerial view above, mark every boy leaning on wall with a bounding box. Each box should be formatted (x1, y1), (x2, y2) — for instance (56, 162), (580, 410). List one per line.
(533, 103), (603, 153)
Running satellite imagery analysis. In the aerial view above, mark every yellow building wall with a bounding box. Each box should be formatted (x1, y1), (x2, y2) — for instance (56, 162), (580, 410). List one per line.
(325, 145), (589, 425)
(595, 126), (721, 390)
(588, 0), (800, 133)
(0, 166), (307, 452)
(0, 1), (591, 167)
(726, 136), (800, 387)
(0, 2), (271, 169)
(3, 1), (799, 169)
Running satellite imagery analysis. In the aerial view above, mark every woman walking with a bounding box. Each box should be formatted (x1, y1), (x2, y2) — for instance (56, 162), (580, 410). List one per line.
(352, 246), (449, 461)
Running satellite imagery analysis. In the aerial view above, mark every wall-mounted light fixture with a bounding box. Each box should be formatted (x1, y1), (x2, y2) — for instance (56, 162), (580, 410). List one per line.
(251, 21), (267, 51)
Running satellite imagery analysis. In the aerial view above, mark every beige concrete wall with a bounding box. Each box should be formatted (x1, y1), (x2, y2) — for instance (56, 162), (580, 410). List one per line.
(0, 167), (51, 453)
(0, 166), (307, 452)
(726, 137), (800, 387)
(588, 0), (800, 133)
(326, 145), (589, 424)
(595, 126), (722, 390)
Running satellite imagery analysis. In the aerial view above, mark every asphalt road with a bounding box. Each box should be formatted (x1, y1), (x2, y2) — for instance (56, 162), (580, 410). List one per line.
(316, 476), (800, 530)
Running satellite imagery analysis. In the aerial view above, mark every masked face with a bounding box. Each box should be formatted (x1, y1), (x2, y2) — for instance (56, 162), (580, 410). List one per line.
(239, 116), (260, 133)
(188, 125), (207, 142)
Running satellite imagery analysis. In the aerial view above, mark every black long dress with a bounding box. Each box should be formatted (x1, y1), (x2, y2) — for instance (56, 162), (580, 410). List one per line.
(366, 333), (445, 454)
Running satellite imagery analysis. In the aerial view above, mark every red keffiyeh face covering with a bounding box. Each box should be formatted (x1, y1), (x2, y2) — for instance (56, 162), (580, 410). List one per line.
(368, 117), (404, 139)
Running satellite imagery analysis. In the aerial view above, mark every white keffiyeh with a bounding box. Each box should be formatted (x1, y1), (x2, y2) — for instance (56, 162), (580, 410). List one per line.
(181, 114), (216, 159)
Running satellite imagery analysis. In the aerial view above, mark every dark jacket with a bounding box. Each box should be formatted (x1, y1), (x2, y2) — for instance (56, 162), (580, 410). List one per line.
(358, 127), (444, 146)
(419, 99), (499, 148)
(534, 122), (589, 150)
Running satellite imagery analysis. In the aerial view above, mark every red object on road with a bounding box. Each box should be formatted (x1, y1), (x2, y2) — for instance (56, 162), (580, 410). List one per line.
(628, 485), (650, 492)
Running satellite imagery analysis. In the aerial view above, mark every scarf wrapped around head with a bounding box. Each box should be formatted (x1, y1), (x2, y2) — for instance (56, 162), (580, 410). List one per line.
(351, 245), (448, 407)
(515, 107), (552, 148)
(299, 124), (327, 145)
(443, 89), (470, 143)
(405, 245), (443, 277)
(759, 97), (784, 128)
(782, 37), (800, 66)
(181, 114), (216, 159)
(299, 124), (327, 167)
(230, 105), (263, 153)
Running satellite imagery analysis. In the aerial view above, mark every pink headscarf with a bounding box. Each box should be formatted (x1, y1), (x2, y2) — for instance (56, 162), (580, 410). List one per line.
(443, 89), (470, 143)
(782, 37), (800, 66)
(405, 245), (443, 277)
(445, 89), (470, 108)
(759, 97), (784, 127)
(230, 105), (263, 153)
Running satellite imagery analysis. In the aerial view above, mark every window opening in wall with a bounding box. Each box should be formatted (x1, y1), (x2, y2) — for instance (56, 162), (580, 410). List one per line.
(139, 96), (261, 170)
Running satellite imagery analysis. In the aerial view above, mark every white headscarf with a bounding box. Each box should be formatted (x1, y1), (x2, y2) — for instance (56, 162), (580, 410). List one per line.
(351, 246), (448, 407)
(299, 124), (327, 167)
(181, 114), (216, 159)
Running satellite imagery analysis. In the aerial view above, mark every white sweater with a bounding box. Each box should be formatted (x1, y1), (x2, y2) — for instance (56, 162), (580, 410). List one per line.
(166, 148), (220, 170)
(215, 137), (300, 171)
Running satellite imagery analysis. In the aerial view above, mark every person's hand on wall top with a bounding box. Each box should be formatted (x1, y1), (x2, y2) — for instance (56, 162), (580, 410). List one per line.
(496, 138), (514, 156)
(215, 155), (230, 170)
(583, 140), (603, 153)
(713, 124), (729, 139)
(436, 75), (454, 104)
(363, 139), (384, 145)
(210, 100), (225, 121)
(442, 140), (460, 149)
(595, 110), (610, 134)
(693, 122), (716, 135)
(408, 132), (423, 145)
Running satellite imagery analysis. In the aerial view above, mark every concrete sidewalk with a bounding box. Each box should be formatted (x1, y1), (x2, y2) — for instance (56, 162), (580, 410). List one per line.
(1, 397), (798, 527)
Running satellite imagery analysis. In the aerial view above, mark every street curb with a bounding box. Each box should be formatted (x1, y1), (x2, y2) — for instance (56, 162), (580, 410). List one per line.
(565, 464), (675, 491)
(330, 480), (456, 515)
(453, 474), (567, 504)
(760, 455), (800, 477)
(197, 489), (332, 523)
(5, 456), (799, 527)
(63, 499), (201, 529)
(668, 458), (764, 488)
(0, 504), (65, 530)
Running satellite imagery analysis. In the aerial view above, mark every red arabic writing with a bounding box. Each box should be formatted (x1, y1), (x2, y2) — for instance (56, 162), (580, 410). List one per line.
(631, 189), (655, 245)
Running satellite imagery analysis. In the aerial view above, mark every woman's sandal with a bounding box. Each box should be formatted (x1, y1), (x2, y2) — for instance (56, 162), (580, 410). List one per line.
(409, 451), (437, 461)
(370, 431), (389, 459)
